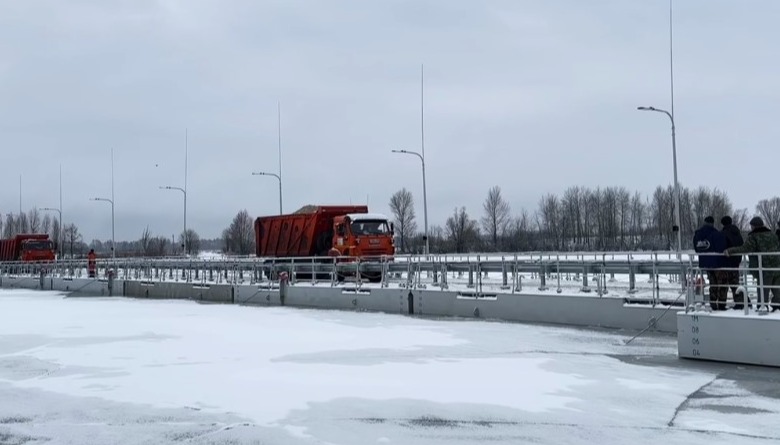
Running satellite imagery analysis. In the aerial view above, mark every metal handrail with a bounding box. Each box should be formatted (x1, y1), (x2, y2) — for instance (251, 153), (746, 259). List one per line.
(686, 250), (780, 316)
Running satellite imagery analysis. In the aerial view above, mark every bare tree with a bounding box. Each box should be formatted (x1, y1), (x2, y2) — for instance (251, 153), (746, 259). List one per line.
(3, 214), (14, 238)
(427, 225), (446, 253)
(28, 208), (42, 233)
(181, 229), (201, 255)
(388, 188), (417, 253)
(731, 208), (750, 232)
(629, 192), (646, 248)
(224, 210), (255, 255)
(445, 207), (479, 253)
(18, 212), (29, 234)
(149, 236), (169, 257)
(51, 217), (61, 249)
(63, 223), (83, 258)
(505, 210), (533, 252)
(537, 194), (561, 250)
(140, 226), (153, 256)
(481, 186), (511, 251)
(41, 214), (52, 236)
(756, 197), (780, 229)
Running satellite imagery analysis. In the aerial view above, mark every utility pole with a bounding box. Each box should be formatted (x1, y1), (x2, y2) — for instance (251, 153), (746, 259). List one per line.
(420, 64), (429, 256)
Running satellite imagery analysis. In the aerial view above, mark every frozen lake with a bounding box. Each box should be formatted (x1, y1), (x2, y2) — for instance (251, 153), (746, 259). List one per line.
(1, 289), (779, 444)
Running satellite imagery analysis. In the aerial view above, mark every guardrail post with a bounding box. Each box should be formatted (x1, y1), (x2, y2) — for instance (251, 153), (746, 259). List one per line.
(628, 265), (637, 294)
(501, 256), (510, 290)
(467, 263), (475, 288)
(380, 258), (388, 288)
(758, 255), (767, 314)
(678, 263), (686, 294)
(440, 262), (448, 290)
(596, 275), (603, 296)
(431, 257), (439, 286)
(652, 253), (659, 304)
(556, 255), (562, 294)
(538, 263), (548, 291)
(581, 263), (591, 293)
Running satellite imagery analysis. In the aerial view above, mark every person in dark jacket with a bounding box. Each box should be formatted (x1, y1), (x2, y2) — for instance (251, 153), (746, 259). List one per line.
(693, 216), (728, 310)
(720, 215), (746, 308)
(725, 216), (780, 312)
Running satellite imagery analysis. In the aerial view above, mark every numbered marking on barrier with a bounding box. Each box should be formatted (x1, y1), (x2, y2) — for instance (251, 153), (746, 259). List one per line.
(690, 314), (702, 357)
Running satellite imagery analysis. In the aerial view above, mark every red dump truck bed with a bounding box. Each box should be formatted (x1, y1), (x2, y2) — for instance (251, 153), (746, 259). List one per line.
(0, 239), (18, 262)
(0, 234), (53, 262)
(255, 205), (369, 258)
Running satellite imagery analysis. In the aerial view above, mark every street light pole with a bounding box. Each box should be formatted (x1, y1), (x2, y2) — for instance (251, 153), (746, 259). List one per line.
(160, 186), (187, 255)
(90, 197), (115, 260)
(251, 172), (282, 215)
(277, 102), (283, 214)
(391, 149), (428, 256)
(59, 164), (63, 257)
(41, 207), (62, 257)
(638, 106), (682, 257)
(184, 129), (188, 254)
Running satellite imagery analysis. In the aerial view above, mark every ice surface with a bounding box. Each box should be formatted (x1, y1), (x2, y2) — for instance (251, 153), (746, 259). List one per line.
(1, 288), (779, 444)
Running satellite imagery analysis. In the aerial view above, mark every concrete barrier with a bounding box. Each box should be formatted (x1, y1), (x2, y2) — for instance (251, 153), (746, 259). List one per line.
(0, 275), (43, 290)
(284, 286), (408, 314)
(234, 284), (281, 306)
(1, 277), (675, 332)
(49, 277), (115, 297)
(677, 311), (780, 367)
(411, 290), (677, 332)
(122, 281), (233, 303)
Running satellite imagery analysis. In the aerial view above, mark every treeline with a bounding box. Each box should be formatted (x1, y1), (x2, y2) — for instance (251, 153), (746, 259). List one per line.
(1, 208), (85, 257)
(390, 185), (780, 254)
(7, 186), (779, 258)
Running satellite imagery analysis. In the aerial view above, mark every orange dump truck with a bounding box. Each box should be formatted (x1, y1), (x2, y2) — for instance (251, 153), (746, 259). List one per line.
(0, 234), (56, 262)
(254, 205), (395, 280)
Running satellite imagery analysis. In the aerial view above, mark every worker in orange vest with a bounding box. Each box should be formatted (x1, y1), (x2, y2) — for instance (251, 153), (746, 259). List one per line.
(87, 249), (97, 278)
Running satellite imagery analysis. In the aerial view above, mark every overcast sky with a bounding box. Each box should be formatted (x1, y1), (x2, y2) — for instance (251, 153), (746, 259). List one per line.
(1, 0), (778, 242)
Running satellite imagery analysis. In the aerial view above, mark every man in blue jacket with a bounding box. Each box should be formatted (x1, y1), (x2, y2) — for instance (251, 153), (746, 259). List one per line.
(693, 216), (728, 310)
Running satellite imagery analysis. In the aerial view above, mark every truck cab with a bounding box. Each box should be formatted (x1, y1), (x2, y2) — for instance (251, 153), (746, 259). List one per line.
(19, 238), (56, 262)
(332, 213), (395, 259)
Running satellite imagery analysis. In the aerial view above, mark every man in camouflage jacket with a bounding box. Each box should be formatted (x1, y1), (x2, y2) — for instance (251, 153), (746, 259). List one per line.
(725, 216), (780, 311)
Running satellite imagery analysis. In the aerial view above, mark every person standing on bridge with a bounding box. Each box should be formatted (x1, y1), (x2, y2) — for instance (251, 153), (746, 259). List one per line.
(720, 216), (746, 309)
(87, 249), (97, 278)
(693, 216), (728, 311)
(724, 217), (780, 312)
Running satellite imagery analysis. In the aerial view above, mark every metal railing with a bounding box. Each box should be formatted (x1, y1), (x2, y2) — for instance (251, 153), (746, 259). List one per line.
(684, 251), (780, 316)
(0, 251), (696, 302)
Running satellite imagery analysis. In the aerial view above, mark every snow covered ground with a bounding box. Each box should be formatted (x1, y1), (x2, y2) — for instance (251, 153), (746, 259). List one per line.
(1, 289), (779, 444)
